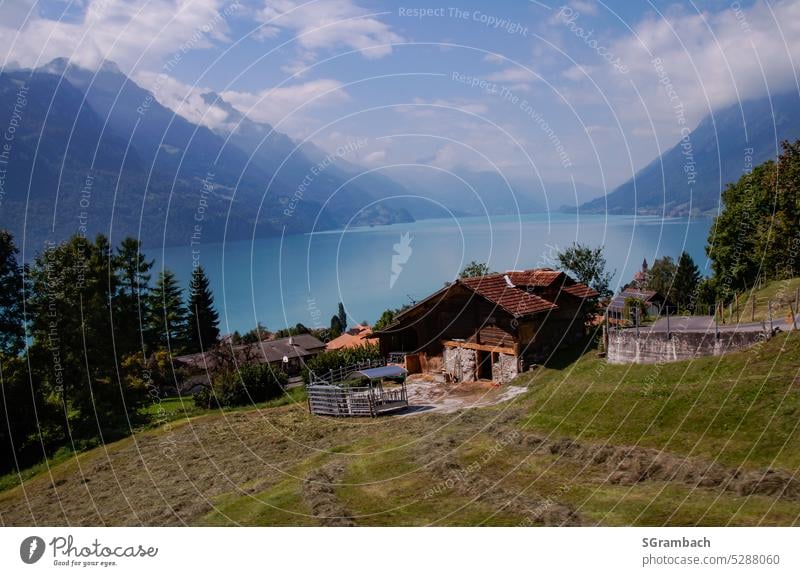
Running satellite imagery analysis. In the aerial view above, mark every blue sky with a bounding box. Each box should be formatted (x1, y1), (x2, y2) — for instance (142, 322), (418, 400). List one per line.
(1, 0), (798, 197)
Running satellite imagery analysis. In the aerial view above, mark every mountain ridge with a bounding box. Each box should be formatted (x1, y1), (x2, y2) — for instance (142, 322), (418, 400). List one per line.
(579, 92), (800, 215)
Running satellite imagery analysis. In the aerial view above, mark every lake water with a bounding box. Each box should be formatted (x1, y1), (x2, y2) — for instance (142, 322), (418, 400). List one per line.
(154, 213), (714, 335)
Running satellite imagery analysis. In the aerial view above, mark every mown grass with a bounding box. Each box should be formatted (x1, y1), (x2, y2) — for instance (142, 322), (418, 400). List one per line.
(0, 387), (308, 494)
(521, 330), (800, 470)
(1, 287), (799, 526)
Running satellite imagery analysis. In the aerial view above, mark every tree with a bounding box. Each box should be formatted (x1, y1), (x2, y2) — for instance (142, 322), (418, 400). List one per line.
(113, 238), (153, 357)
(0, 231), (24, 355)
(707, 140), (800, 300)
(374, 305), (410, 331)
(302, 343), (382, 384)
(330, 314), (343, 338)
(0, 353), (55, 473)
(148, 270), (187, 352)
(185, 266), (220, 353)
(646, 256), (677, 301)
(460, 261), (491, 278)
(273, 323), (311, 338)
(337, 302), (347, 333)
(673, 251), (702, 312)
(27, 234), (146, 439)
(239, 321), (268, 344)
(194, 362), (286, 408)
(556, 243), (614, 297)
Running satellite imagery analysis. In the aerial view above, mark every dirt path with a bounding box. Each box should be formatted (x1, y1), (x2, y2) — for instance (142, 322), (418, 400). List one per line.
(402, 376), (528, 415)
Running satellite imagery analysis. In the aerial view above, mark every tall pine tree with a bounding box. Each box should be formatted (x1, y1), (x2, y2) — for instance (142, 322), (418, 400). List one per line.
(148, 270), (187, 352)
(0, 231), (24, 355)
(113, 238), (153, 357)
(674, 251), (701, 311)
(185, 266), (220, 353)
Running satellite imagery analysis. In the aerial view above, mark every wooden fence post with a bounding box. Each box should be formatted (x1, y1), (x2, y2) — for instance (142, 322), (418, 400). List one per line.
(768, 300), (773, 333)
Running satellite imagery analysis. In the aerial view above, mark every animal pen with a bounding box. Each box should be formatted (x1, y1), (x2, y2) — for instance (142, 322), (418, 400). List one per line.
(306, 361), (409, 417)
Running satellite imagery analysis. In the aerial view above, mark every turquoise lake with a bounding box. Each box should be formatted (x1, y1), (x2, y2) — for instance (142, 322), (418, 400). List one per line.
(154, 213), (714, 335)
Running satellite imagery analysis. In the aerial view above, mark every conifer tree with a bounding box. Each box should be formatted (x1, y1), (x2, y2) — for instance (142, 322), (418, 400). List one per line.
(185, 265), (220, 353)
(148, 270), (187, 352)
(0, 231), (24, 355)
(674, 251), (701, 311)
(113, 238), (153, 356)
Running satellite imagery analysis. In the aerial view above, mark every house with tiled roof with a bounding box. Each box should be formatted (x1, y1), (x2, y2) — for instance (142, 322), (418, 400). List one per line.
(374, 268), (598, 383)
(607, 288), (676, 324)
(326, 323), (379, 350)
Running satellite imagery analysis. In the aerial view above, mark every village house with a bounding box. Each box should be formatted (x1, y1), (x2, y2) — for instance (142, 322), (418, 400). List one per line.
(607, 288), (676, 324)
(326, 323), (378, 350)
(174, 334), (327, 393)
(375, 268), (598, 383)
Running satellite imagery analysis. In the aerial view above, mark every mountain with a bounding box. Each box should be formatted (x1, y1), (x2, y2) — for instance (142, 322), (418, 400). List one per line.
(379, 166), (603, 219)
(199, 91), (413, 228)
(0, 59), (412, 253)
(580, 92), (800, 216)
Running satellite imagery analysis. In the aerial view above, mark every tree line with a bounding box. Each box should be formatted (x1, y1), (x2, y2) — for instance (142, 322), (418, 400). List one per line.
(0, 232), (220, 473)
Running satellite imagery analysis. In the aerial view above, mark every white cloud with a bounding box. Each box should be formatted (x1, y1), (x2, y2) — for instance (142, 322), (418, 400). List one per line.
(221, 78), (349, 132)
(397, 97), (489, 119)
(133, 70), (348, 138)
(607, 0), (800, 127)
(482, 52), (506, 64)
(569, 0), (598, 16)
(0, 0), (241, 72)
(256, 0), (403, 71)
(361, 149), (386, 164)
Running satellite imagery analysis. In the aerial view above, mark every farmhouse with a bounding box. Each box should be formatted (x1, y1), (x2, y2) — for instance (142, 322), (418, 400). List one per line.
(375, 268), (598, 383)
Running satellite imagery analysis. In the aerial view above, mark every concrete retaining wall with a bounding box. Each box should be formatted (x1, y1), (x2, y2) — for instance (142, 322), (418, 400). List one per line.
(607, 329), (768, 364)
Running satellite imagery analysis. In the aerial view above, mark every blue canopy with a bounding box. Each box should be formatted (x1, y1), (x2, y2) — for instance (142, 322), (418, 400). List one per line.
(346, 365), (407, 380)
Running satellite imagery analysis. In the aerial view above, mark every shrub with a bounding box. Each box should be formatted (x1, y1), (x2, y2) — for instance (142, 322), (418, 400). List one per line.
(302, 343), (382, 383)
(194, 363), (287, 408)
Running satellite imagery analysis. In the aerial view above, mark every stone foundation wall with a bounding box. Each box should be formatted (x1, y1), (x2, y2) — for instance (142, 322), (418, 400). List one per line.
(443, 346), (477, 382)
(607, 329), (768, 364)
(443, 346), (519, 383)
(492, 353), (519, 383)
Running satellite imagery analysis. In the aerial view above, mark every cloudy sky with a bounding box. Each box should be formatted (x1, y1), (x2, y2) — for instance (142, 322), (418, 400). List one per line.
(1, 0), (799, 192)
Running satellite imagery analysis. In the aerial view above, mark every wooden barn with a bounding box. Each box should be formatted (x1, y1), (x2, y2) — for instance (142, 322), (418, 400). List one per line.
(375, 269), (598, 383)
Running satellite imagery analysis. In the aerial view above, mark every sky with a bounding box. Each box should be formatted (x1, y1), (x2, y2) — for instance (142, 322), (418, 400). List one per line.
(1, 0), (799, 194)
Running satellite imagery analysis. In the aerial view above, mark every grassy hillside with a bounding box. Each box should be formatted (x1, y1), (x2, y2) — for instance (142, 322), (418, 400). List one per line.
(724, 277), (800, 324)
(1, 327), (798, 527)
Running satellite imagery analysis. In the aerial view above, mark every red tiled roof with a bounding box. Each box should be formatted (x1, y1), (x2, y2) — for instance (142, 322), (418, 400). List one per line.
(460, 274), (558, 317)
(563, 283), (600, 299)
(327, 326), (378, 350)
(505, 269), (563, 287)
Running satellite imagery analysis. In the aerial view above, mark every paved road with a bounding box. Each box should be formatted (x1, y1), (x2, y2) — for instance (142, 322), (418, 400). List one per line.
(640, 315), (799, 333)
